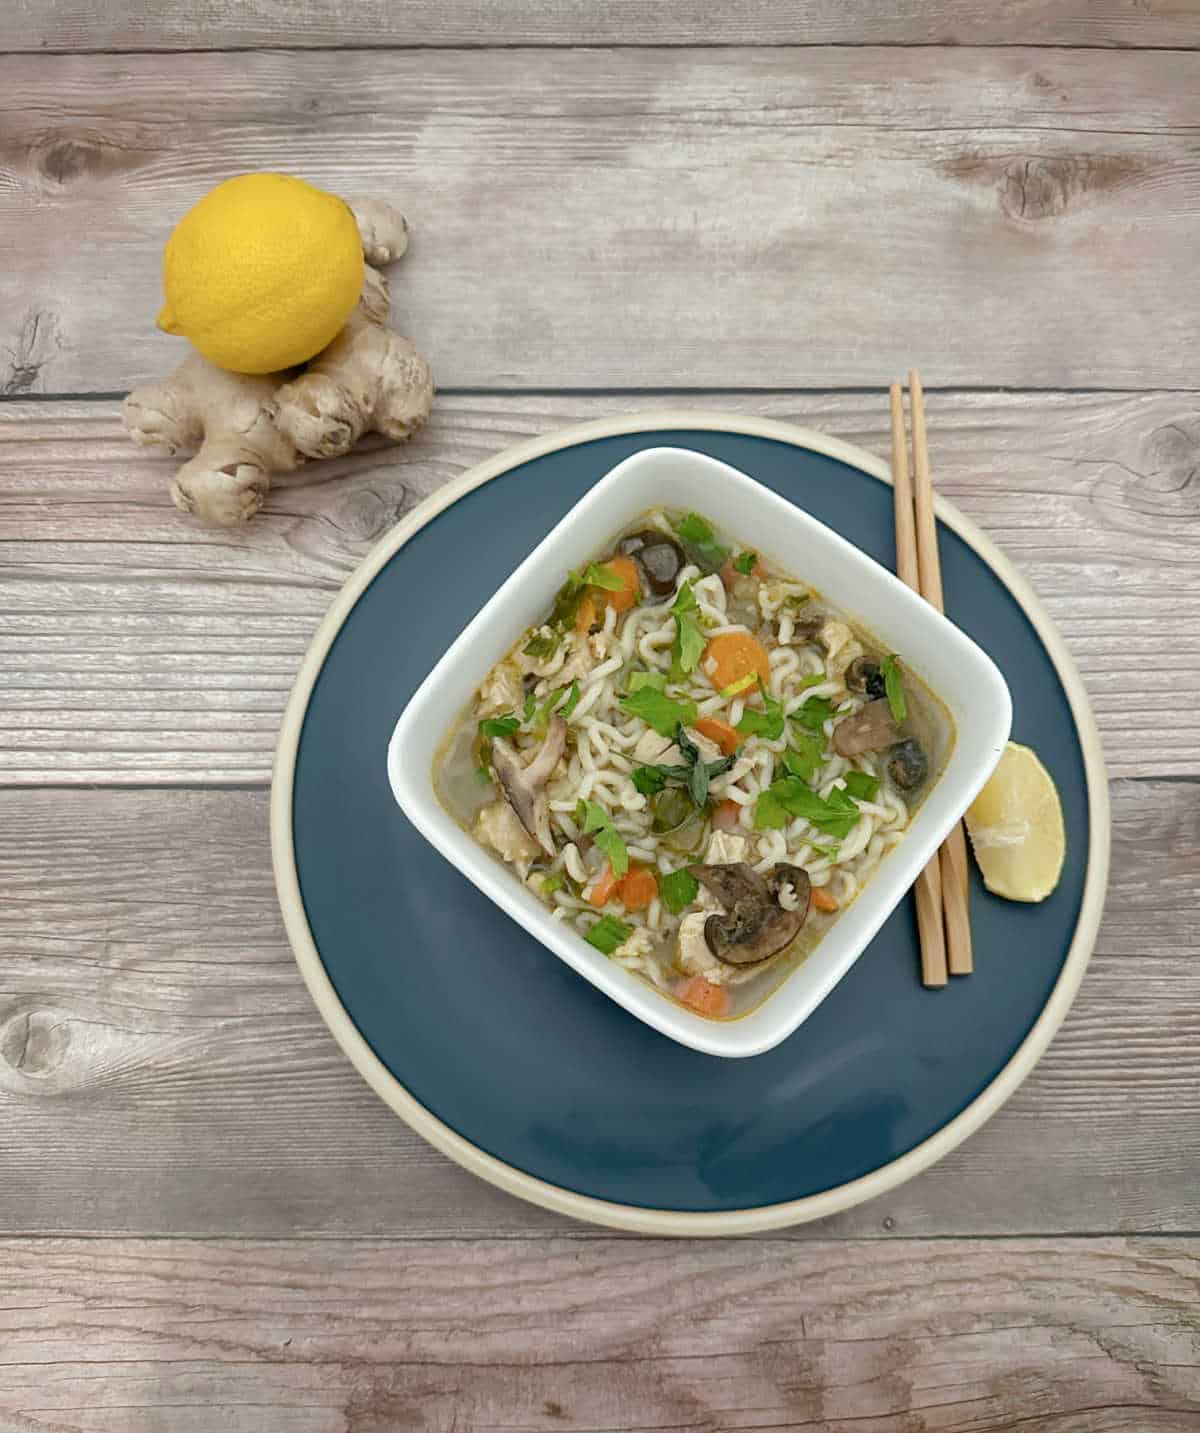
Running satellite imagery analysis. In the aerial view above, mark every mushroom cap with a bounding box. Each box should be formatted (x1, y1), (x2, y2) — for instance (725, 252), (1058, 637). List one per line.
(688, 862), (807, 966)
(833, 698), (900, 757)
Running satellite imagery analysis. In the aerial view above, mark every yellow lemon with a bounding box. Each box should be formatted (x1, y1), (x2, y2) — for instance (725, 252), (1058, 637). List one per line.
(965, 741), (1066, 903)
(157, 173), (364, 374)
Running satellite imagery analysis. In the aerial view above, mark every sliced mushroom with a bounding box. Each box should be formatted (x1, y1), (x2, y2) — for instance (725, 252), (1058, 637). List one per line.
(886, 738), (929, 791)
(491, 716), (567, 858)
(844, 656), (885, 700)
(687, 862), (807, 966)
(767, 863), (812, 918)
(617, 530), (686, 596)
(833, 698), (900, 757)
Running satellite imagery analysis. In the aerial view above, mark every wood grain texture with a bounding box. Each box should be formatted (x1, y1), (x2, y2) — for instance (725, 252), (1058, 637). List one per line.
(1, 1236), (1197, 1432)
(2, 48), (1200, 392)
(6, 0), (1199, 52)
(0, 779), (1195, 1240)
(2, 389), (1197, 785)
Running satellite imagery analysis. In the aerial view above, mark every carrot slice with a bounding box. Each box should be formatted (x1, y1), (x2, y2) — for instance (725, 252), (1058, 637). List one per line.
(617, 864), (658, 911)
(703, 631), (771, 691)
(694, 715), (740, 756)
(574, 594), (597, 635)
(713, 798), (742, 830)
(588, 864), (621, 907)
(811, 886), (839, 913)
(676, 975), (732, 1018)
(596, 555), (641, 615)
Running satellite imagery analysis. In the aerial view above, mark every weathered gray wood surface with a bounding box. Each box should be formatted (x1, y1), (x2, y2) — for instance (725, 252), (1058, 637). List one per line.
(5, 0), (1197, 51)
(2, 390), (1197, 783)
(3, 47), (1200, 393)
(0, 778), (1196, 1240)
(3, 13), (1199, 1429)
(2, 1237), (1198, 1433)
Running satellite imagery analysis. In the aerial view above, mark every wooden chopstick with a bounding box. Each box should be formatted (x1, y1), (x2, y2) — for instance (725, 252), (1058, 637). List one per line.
(907, 372), (974, 976)
(890, 384), (948, 989)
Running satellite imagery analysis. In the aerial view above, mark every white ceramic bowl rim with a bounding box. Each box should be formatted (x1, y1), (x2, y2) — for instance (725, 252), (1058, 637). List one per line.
(387, 443), (1012, 1057)
(271, 411), (1110, 1235)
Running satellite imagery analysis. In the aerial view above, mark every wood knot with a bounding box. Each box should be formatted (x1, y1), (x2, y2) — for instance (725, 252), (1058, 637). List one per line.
(0, 1007), (71, 1079)
(336, 482), (408, 544)
(999, 154), (1145, 223)
(1090, 414), (1200, 533)
(40, 138), (101, 184)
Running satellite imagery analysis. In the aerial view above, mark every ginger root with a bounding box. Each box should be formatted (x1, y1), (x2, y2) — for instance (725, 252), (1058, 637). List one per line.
(123, 197), (433, 525)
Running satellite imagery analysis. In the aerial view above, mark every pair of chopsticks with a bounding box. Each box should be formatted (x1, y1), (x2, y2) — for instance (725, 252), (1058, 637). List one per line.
(890, 372), (972, 987)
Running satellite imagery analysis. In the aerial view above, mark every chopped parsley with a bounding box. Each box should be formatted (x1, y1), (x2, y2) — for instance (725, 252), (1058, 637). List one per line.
(582, 561), (623, 592)
(791, 695), (838, 733)
(736, 680), (785, 741)
(586, 914), (632, 955)
(523, 630), (560, 660)
(669, 580), (706, 681)
(628, 670), (667, 694)
(478, 715), (520, 740)
(733, 550), (759, 576)
(660, 867), (700, 914)
(780, 730), (825, 783)
(881, 653), (908, 723)
(752, 778), (863, 839)
(674, 512), (730, 570)
(575, 799), (629, 878)
(620, 687), (698, 738)
(796, 671), (827, 692)
(843, 770), (881, 802)
(540, 871), (565, 894)
(522, 691), (536, 721)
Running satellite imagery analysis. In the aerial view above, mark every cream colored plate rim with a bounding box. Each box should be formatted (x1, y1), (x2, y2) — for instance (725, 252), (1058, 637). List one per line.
(270, 411), (1110, 1236)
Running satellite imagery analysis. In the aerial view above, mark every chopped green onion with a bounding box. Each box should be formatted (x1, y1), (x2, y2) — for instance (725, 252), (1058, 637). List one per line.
(720, 672), (758, 698)
(796, 671), (827, 692)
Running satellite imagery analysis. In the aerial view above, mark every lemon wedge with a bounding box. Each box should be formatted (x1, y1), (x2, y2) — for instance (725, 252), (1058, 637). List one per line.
(964, 741), (1065, 903)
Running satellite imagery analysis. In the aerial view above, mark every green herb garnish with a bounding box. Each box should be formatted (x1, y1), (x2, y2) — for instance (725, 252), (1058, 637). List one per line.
(660, 868), (700, 914)
(575, 799), (629, 878)
(674, 512), (730, 569)
(478, 715), (520, 740)
(560, 679), (581, 717)
(780, 730), (825, 783)
(586, 914), (632, 955)
(808, 842), (840, 860)
(791, 695), (837, 732)
(540, 871), (565, 894)
(523, 631), (560, 661)
(752, 778), (863, 839)
(843, 770), (880, 802)
(669, 580), (706, 680)
(582, 561), (623, 592)
(522, 691), (536, 721)
(620, 687), (699, 738)
(720, 672), (758, 698)
(733, 550), (759, 576)
(881, 653), (907, 723)
(632, 765), (669, 796)
(736, 679), (785, 741)
(796, 671), (827, 692)
(628, 670), (667, 694)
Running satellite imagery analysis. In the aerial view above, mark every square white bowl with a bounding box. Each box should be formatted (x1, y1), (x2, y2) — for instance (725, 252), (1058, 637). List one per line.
(388, 446), (1012, 1057)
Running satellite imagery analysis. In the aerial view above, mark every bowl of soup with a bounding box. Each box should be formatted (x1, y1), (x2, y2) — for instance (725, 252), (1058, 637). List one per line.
(388, 446), (1011, 1056)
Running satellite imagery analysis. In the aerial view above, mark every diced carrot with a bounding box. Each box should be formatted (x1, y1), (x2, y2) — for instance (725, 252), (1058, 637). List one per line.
(618, 864), (658, 911)
(703, 631), (771, 692)
(719, 556), (764, 589)
(675, 975), (732, 1018)
(811, 886), (839, 913)
(694, 715), (741, 756)
(575, 594), (597, 634)
(713, 798), (742, 830)
(596, 555), (641, 615)
(588, 864), (621, 907)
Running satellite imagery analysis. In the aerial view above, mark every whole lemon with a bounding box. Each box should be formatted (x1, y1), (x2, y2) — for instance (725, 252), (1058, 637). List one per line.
(157, 173), (364, 374)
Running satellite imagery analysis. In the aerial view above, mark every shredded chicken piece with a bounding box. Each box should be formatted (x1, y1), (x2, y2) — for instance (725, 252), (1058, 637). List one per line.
(677, 911), (725, 982)
(477, 660), (525, 718)
(474, 800), (538, 875)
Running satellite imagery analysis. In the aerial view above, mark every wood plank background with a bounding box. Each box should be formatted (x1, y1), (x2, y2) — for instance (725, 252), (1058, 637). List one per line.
(1, 4), (1198, 1428)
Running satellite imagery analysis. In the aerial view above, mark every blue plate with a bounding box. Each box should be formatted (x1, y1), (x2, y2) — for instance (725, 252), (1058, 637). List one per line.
(275, 417), (1108, 1229)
